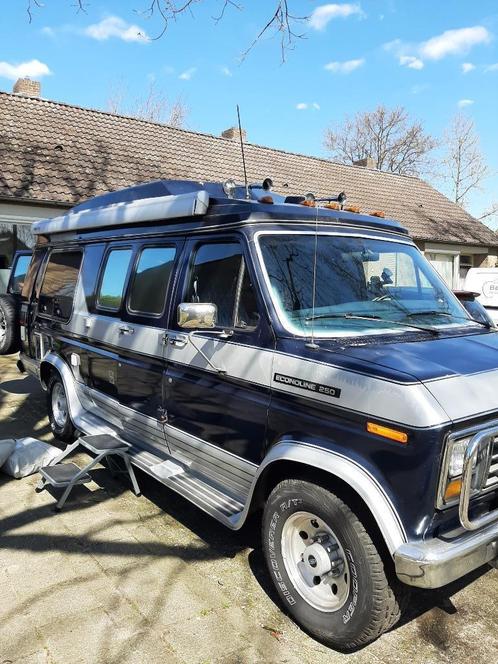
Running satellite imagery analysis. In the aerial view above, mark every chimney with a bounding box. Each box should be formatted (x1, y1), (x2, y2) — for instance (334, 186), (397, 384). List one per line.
(13, 78), (41, 97)
(221, 126), (247, 142)
(353, 156), (377, 169)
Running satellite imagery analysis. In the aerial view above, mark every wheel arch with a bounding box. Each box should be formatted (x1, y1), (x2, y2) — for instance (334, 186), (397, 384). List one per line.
(39, 352), (84, 420)
(244, 442), (407, 556)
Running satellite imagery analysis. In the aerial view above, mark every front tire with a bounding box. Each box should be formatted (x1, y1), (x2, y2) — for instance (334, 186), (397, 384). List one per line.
(262, 479), (403, 651)
(47, 374), (77, 442)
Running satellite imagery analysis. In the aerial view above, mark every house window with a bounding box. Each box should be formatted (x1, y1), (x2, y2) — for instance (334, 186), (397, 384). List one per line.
(0, 222), (34, 268)
(426, 253), (456, 289)
(459, 255), (473, 289)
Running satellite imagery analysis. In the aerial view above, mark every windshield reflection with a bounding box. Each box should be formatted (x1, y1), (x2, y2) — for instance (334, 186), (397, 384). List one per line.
(258, 234), (477, 338)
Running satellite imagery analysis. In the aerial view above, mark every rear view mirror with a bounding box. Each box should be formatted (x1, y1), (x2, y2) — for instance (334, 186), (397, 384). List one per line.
(177, 302), (217, 329)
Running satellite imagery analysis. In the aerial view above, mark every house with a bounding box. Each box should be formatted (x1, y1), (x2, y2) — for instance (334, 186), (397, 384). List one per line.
(1, 78), (497, 292)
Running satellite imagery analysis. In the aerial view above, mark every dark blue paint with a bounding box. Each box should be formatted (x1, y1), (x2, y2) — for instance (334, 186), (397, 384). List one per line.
(26, 181), (498, 546)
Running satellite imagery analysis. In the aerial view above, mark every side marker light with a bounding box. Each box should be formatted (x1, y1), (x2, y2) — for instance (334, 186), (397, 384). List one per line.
(367, 422), (408, 444)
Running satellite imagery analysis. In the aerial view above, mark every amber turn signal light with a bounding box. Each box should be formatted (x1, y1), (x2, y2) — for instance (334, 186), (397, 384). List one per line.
(444, 479), (462, 502)
(367, 422), (408, 444)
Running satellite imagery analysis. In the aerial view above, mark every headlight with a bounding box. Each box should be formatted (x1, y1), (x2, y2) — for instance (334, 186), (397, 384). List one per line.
(438, 434), (489, 507)
(448, 437), (472, 478)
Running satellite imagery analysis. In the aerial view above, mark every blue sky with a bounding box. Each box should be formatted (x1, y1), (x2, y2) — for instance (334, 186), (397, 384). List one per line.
(1, 1), (498, 225)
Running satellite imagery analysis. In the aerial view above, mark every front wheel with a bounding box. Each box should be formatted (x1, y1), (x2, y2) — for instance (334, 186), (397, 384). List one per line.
(262, 479), (403, 651)
(47, 374), (77, 442)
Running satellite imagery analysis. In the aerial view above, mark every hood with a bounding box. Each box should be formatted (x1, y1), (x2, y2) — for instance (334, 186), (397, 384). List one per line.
(324, 330), (498, 424)
(330, 330), (498, 383)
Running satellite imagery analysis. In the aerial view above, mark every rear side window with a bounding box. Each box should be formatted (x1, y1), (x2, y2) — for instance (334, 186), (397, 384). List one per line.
(39, 251), (82, 320)
(9, 254), (31, 294)
(128, 246), (176, 316)
(97, 248), (132, 310)
(185, 242), (259, 329)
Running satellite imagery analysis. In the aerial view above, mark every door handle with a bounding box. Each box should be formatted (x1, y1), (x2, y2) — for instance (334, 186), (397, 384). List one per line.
(169, 333), (188, 348)
(119, 325), (135, 335)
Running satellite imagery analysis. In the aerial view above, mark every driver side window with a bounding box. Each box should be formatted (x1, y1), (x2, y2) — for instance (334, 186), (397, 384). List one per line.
(186, 242), (259, 330)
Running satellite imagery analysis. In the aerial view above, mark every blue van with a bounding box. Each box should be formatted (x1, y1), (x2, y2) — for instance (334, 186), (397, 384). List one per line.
(9, 179), (498, 649)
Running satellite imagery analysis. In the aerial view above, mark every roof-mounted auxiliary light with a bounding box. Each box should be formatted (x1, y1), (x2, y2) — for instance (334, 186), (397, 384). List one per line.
(222, 179), (237, 199)
(370, 210), (386, 218)
(302, 192), (316, 207)
(262, 177), (273, 191)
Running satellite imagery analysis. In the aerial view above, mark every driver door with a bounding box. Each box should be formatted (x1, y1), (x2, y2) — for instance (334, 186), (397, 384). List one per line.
(163, 236), (274, 495)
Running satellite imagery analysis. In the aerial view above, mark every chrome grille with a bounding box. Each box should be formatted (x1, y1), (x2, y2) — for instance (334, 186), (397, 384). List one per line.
(484, 437), (498, 490)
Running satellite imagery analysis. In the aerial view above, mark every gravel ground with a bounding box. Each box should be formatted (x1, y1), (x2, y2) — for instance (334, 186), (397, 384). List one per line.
(1, 354), (498, 664)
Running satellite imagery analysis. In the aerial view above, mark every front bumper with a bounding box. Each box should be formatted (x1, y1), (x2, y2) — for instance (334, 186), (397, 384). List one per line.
(394, 520), (498, 588)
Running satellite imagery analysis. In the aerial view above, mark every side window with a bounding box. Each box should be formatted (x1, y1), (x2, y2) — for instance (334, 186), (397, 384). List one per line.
(39, 251), (82, 320)
(186, 242), (259, 329)
(97, 248), (132, 311)
(9, 254), (31, 294)
(128, 246), (176, 316)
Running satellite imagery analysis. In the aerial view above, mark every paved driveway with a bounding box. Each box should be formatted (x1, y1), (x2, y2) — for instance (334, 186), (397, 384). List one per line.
(1, 354), (498, 664)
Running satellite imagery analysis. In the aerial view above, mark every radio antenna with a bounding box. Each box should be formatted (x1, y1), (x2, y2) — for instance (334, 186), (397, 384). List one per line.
(306, 201), (320, 350)
(236, 104), (250, 199)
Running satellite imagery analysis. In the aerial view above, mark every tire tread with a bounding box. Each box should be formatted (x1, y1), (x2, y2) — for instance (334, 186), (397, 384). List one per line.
(264, 479), (406, 650)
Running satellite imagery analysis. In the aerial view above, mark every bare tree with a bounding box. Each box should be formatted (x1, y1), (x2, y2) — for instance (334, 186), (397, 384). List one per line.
(441, 114), (489, 208)
(324, 106), (437, 176)
(25, 0), (307, 60)
(105, 80), (189, 127)
(478, 202), (498, 228)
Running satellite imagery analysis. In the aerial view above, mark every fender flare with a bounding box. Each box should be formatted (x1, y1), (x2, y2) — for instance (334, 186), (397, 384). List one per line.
(40, 352), (85, 423)
(242, 441), (407, 554)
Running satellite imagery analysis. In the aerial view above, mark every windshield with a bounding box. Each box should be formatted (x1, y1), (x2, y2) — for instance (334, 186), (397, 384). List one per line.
(258, 233), (478, 338)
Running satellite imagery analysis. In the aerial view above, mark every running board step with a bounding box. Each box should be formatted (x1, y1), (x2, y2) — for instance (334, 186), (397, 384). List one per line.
(149, 459), (185, 481)
(127, 443), (246, 524)
(74, 411), (247, 527)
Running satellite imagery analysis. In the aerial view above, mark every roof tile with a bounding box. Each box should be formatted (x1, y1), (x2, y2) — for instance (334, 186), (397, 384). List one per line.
(0, 91), (496, 247)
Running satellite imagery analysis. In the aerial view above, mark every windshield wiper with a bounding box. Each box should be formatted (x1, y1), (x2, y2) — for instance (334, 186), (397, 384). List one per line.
(304, 312), (440, 335)
(405, 310), (491, 329)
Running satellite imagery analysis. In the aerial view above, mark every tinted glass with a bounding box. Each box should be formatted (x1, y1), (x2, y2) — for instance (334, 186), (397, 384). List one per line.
(186, 243), (259, 329)
(98, 249), (132, 310)
(129, 246), (176, 315)
(10, 254), (31, 294)
(259, 234), (472, 337)
(39, 251), (82, 319)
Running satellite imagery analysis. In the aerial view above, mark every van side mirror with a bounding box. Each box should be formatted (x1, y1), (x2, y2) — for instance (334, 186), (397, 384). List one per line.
(177, 302), (217, 329)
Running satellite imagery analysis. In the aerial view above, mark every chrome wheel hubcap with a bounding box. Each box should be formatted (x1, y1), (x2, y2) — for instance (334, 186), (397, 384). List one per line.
(52, 383), (68, 428)
(281, 511), (350, 612)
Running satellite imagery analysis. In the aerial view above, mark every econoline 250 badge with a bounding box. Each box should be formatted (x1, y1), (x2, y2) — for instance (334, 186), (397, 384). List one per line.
(273, 373), (342, 398)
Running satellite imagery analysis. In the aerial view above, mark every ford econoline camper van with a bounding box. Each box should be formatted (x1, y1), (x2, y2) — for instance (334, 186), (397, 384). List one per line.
(6, 180), (498, 650)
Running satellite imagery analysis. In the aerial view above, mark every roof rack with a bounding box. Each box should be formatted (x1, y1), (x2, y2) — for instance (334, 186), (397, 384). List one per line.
(32, 190), (210, 236)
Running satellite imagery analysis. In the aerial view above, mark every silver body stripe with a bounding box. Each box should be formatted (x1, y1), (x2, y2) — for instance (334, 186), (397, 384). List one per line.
(38, 352), (408, 552)
(66, 314), (451, 429)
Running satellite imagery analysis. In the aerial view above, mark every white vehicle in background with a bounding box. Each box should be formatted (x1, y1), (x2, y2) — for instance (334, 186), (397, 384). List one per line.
(464, 268), (498, 327)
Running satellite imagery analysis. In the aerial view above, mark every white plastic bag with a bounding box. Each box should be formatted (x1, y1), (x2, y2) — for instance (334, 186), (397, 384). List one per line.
(0, 439), (16, 468)
(2, 437), (61, 479)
